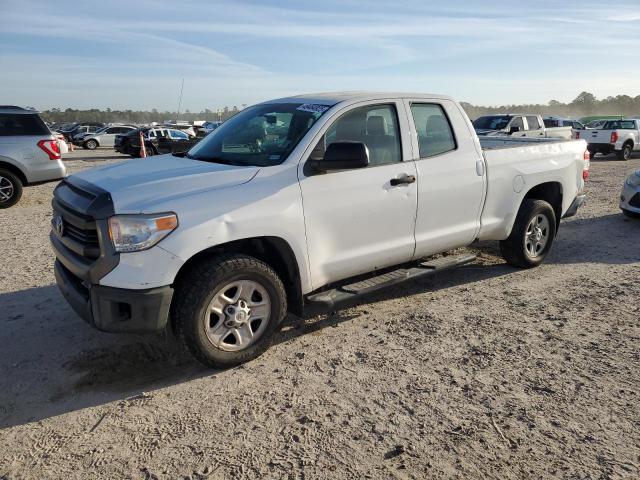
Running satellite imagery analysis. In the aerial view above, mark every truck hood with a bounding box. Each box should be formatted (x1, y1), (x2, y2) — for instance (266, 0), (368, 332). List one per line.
(71, 154), (260, 212)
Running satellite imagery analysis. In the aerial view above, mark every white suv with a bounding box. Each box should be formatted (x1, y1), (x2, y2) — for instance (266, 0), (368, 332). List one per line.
(81, 125), (137, 150)
(0, 106), (66, 208)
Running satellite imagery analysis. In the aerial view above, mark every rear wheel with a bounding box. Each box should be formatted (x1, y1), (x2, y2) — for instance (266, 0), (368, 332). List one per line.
(84, 139), (98, 150)
(173, 254), (287, 368)
(0, 169), (23, 209)
(616, 143), (632, 161)
(500, 199), (557, 268)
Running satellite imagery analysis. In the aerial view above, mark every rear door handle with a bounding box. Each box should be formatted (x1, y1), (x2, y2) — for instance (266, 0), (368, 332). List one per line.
(390, 175), (416, 186)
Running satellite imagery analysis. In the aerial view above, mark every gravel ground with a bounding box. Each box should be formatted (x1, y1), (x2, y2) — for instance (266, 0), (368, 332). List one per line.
(1, 149), (639, 479)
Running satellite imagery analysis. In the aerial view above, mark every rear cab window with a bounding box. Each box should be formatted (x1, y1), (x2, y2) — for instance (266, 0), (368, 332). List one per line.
(0, 113), (50, 136)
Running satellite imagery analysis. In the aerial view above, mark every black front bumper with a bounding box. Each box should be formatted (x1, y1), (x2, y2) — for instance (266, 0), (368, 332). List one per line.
(55, 260), (173, 333)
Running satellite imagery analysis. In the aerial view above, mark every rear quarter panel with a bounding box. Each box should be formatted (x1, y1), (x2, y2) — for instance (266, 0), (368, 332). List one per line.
(0, 134), (64, 183)
(479, 138), (587, 240)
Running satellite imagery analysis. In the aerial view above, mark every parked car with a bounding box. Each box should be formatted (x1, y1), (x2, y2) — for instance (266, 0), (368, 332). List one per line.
(202, 121), (222, 133)
(543, 117), (586, 140)
(51, 92), (590, 367)
(583, 119), (639, 160)
(620, 170), (640, 218)
(585, 119), (608, 129)
(114, 127), (199, 156)
(474, 114), (572, 139)
(79, 125), (137, 150)
(64, 123), (105, 143)
(0, 106), (66, 208)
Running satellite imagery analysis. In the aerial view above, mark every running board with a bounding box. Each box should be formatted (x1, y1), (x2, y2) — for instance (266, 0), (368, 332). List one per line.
(305, 253), (477, 308)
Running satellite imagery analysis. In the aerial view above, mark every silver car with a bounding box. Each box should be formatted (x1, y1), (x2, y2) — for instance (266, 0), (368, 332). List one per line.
(80, 125), (137, 150)
(620, 170), (640, 218)
(0, 106), (66, 208)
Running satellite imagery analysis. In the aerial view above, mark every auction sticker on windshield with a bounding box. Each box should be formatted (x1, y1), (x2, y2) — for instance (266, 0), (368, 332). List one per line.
(296, 104), (330, 114)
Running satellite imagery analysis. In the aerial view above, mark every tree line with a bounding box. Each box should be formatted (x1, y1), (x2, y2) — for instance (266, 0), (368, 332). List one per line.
(37, 92), (640, 124)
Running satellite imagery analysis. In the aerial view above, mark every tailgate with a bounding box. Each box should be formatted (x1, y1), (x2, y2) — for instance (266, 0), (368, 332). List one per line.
(582, 129), (610, 144)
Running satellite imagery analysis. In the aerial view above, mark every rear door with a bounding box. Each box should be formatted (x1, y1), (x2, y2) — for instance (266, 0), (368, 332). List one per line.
(100, 127), (120, 146)
(524, 116), (545, 137)
(508, 116), (526, 137)
(298, 100), (418, 288)
(403, 98), (485, 258)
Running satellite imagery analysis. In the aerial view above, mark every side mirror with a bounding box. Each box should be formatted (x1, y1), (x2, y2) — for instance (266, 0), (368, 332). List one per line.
(509, 126), (522, 134)
(310, 142), (369, 173)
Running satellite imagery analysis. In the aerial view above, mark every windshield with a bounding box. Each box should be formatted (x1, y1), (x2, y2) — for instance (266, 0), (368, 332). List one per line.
(187, 102), (331, 166)
(473, 116), (512, 130)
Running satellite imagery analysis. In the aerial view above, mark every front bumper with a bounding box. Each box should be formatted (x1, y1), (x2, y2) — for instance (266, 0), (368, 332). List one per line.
(55, 260), (173, 333)
(562, 194), (586, 218)
(620, 183), (640, 214)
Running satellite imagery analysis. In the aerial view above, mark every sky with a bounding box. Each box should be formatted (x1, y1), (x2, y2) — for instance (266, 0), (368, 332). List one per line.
(1, 0), (639, 111)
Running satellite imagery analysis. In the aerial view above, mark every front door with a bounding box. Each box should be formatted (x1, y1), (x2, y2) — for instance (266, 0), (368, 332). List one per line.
(404, 99), (485, 258)
(298, 101), (418, 289)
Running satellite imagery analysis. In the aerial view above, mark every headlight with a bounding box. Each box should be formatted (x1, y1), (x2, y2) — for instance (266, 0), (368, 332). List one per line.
(626, 173), (640, 188)
(108, 213), (178, 253)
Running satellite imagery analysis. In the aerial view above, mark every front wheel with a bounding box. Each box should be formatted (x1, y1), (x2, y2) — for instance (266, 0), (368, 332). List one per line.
(172, 254), (287, 368)
(84, 139), (98, 150)
(0, 169), (23, 209)
(616, 144), (632, 161)
(500, 199), (557, 268)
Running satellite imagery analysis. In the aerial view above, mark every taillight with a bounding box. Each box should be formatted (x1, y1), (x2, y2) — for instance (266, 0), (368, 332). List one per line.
(37, 139), (61, 160)
(610, 132), (619, 143)
(575, 132), (580, 139)
(582, 150), (590, 181)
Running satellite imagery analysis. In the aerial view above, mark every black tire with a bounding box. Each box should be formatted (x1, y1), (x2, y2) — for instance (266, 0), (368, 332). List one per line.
(84, 139), (98, 150)
(616, 143), (632, 161)
(499, 199), (557, 268)
(172, 254), (287, 368)
(588, 149), (598, 159)
(0, 169), (23, 209)
(145, 145), (156, 156)
(622, 209), (640, 219)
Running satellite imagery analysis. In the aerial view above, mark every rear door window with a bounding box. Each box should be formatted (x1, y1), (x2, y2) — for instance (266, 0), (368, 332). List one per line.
(410, 103), (456, 158)
(525, 116), (541, 130)
(0, 114), (50, 136)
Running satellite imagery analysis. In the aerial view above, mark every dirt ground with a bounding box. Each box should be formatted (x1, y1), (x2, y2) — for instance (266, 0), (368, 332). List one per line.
(1, 149), (639, 479)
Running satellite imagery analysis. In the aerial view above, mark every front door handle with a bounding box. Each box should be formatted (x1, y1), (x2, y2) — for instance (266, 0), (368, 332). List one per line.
(390, 175), (416, 186)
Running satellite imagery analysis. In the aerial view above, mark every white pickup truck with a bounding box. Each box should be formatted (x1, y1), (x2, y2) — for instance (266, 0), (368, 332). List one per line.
(582, 119), (640, 160)
(51, 92), (589, 367)
(473, 114), (573, 139)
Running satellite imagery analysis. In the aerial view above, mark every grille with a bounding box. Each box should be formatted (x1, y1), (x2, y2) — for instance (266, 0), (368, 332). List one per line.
(63, 218), (100, 253)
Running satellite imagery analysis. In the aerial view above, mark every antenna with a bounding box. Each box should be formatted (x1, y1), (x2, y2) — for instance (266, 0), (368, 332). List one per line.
(176, 78), (184, 122)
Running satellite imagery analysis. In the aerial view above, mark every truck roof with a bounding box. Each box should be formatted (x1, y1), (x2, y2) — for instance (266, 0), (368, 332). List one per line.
(263, 91), (455, 106)
(0, 106), (40, 115)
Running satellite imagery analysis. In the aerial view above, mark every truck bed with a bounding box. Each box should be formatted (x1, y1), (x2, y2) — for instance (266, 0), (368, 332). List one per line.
(479, 136), (575, 150)
(478, 136), (587, 241)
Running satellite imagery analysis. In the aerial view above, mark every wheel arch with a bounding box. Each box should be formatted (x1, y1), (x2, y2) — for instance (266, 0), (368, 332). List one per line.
(521, 181), (563, 229)
(0, 159), (28, 185)
(170, 236), (304, 332)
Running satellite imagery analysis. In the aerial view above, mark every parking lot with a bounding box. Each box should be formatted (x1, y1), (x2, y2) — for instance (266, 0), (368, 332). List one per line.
(1, 150), (639, 479)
